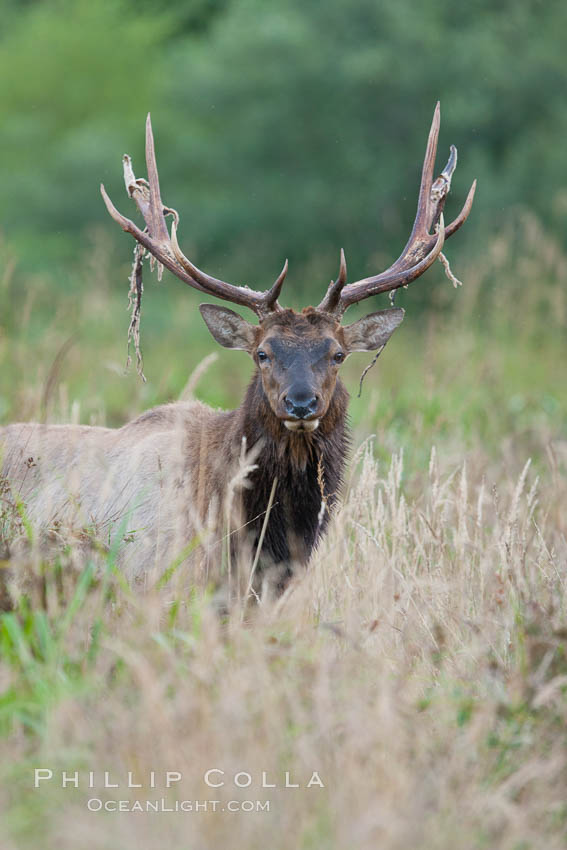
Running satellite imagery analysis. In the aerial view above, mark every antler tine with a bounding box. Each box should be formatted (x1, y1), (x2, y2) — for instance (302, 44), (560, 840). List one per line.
(144, 113), (170, 245)
(411, 100), (441, 242)
(265, 259), (289, 310)
(441, 143), (458, 182)
(317, 248), (348, 314)
(446, 178), (477, 238)
(317, 103), (475, 318)
(101, 114), (287, 318)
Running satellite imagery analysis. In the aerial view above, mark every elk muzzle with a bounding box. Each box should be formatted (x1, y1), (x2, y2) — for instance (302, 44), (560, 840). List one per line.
(282, 387), (321, 431)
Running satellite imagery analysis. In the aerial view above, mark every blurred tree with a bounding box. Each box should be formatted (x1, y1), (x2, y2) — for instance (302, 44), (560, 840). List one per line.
(0, 0), (565, 308)
(0, 0), (173, 263)
(160, 0), (567, 299)
(134, 0), (229, 36)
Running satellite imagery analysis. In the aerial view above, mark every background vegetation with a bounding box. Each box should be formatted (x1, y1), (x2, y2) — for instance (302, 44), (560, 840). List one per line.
(1, 0), (566, 847)
(2, 0), (567, 288)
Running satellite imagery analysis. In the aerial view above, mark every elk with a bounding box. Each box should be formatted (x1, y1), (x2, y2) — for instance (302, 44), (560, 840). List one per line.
(0, 104), (475, 600)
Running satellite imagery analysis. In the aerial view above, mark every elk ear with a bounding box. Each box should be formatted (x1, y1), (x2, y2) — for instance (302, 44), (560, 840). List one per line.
(342, 307), (405, 352)
(199, 304), (257, 351)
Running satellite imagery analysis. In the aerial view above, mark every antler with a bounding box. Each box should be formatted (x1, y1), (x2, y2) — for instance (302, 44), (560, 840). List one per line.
(317, 102), (476, 317)
(101, 114), (288, 319)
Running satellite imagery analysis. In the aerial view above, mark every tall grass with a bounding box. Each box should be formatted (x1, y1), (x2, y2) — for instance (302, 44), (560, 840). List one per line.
(0, 212), (566, 848)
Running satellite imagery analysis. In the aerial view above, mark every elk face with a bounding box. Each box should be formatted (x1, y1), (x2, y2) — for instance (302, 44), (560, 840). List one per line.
(199, 304), (405, 432)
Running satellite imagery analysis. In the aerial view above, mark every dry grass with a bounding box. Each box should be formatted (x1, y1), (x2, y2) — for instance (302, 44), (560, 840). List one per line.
(1, 436), (566, 849)
(1, 213), (567, 848)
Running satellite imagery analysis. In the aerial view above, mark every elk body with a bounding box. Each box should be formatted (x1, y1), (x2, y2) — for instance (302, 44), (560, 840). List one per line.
(0, 105), (475, 599)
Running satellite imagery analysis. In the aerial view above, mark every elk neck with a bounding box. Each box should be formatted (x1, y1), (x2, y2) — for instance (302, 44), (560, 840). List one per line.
(228, 369), (350, 578)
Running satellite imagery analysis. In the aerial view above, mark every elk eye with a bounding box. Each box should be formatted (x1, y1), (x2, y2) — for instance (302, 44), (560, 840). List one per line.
(257, 350), (269, 363)
(334, 351), (345, 364)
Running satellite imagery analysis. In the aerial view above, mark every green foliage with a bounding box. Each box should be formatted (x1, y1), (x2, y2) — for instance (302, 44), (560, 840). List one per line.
(0, 0), (173, 263)
(1, 0), (566, 304)
(0, 564), (100, 736)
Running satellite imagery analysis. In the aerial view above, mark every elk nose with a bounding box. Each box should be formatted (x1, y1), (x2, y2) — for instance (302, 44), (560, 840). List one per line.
(284, 392), (319, 420)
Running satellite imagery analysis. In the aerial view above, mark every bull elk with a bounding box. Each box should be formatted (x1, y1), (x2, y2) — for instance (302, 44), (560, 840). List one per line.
(0, 104), (475, 600)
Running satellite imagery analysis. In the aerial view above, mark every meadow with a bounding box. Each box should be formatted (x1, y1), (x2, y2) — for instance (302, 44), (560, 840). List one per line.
(0, 212), (566, 849)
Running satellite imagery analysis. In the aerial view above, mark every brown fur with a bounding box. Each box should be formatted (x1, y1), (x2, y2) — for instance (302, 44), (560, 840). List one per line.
(0, 306), (403, 599)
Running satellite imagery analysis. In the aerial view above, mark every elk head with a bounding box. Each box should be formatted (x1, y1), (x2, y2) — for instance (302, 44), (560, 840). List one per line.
(197, 304), (404, 431)
(101, 104), (475, 433)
